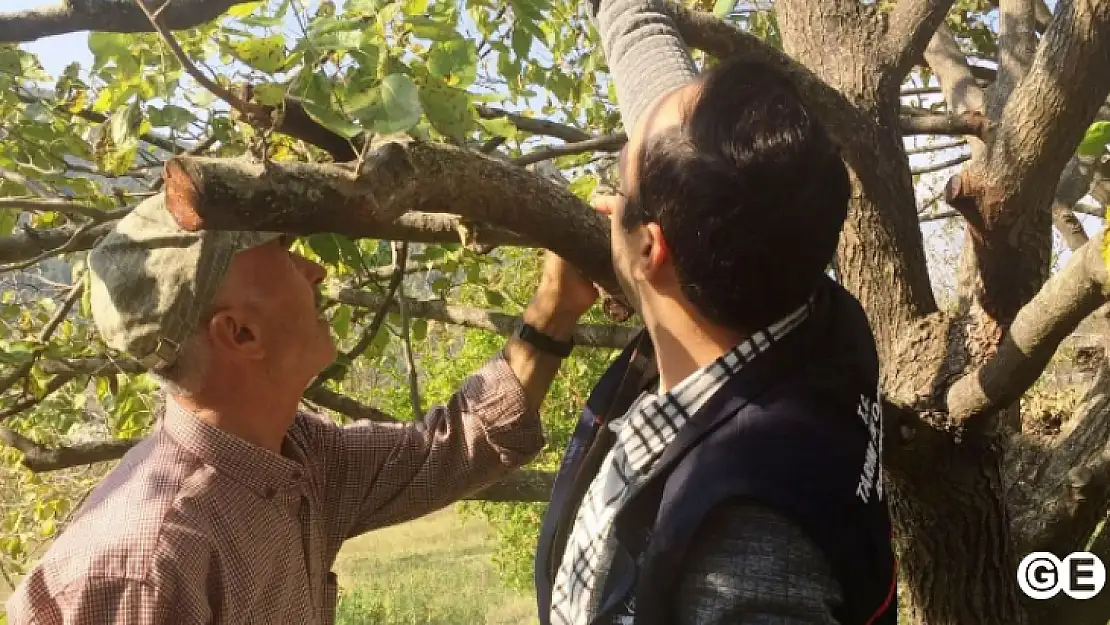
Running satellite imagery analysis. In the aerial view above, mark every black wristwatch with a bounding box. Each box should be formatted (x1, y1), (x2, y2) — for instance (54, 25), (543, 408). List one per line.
(515, 322), (574, 358)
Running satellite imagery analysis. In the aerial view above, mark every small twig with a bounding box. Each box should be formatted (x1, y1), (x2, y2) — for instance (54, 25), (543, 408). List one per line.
(511, 133), (627, 167)
(0, 222), (100, 273)
(0, 280), (84, 396)
(0, 557), (15, 592)
(911, 153), (971, 176)
(395, 241), (421, 420)
(134, 0), (260, 117)
(906, 139), (968, 156)
(0, 372), (79, 419)
(310, 246), (410, 388)
(0, 198), (119, 222)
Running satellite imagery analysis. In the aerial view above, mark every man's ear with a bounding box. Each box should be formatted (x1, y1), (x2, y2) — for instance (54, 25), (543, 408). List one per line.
(206, 309), (265, 360)
(637, 222), (670, 281)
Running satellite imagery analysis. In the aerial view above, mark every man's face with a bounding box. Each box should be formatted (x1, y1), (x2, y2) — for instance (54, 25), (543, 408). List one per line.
(208, 238), (336, 384)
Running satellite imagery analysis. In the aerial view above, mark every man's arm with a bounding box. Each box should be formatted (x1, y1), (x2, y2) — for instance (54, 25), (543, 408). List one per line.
(588, 0), (699, 130)
(6, 573), (211, 625)
(675, 502), (843, 625)
(316, 253), (598, 540)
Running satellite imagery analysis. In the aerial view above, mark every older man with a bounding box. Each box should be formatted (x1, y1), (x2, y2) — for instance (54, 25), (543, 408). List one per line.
(5, 193), (597, 624)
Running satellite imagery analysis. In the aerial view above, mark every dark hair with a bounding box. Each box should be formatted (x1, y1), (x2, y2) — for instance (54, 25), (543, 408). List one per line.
(622, 57), (850, 333)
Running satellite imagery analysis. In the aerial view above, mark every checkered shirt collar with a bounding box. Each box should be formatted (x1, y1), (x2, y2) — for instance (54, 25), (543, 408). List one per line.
(616, 298), (813, 475)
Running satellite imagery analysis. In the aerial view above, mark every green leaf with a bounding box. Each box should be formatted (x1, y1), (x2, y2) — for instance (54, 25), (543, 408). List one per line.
(308, 234), (341, 264)
(407, 15), (457, 40)
(24, 102), (52, 124)
(421, 78), (473, 142)
(332, 305), (352, 340)
(511, 26), (532, 59)
(411, 317), (428, 342)
(252, 83), (286, 106)
(300, 100), (364, 138)
(110, 99), (141, 147)
(375, 73), (423, 133)
(88, 32), (131, 65)
(228, 1), (265, 16)
(427, 38), (477, 87)
(149, 104), (195, 131)
(0, 48), (22, 75)
(229, 35), (288, 73)
(484, 289), (505, 307)
(1079, 121), (1110, 157)
(712, 0), (735, 17)
(478, 116), (518, 139)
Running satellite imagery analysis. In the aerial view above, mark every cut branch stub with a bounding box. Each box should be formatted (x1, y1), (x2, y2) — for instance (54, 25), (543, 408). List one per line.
(161, 141), (620, 295)
(163, 155), (410, 235)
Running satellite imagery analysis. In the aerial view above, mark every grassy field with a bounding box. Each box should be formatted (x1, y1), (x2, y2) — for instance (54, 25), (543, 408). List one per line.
(332, 506), (538, 625)
(2, 507), (536, 625)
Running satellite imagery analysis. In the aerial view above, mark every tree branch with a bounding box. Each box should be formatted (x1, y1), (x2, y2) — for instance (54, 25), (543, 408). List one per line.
(987, 0), (1037, 120)
(0, 280), (83, 395)
(900, 110), (990, 138)
(912, 153), (970, 176)
(922, 23), (989, 157)
(882, 0), (960, 78)
(0, 0), (255, 43)
(134, 0), (258, 117)
(394, 241), (422, 421)
(476, 107), (591, 143)
(511, 133), (627, 167)
(15, 91), (184, 154)
(464, 469), (554, 502)
(0, 198), (126, 223)
(946, 232), (1110, 424)
(0, 427), (140, 472)
(976, 0), (1110, 227)
(161, 143), (618, 294)
(329, 287), (638, 349)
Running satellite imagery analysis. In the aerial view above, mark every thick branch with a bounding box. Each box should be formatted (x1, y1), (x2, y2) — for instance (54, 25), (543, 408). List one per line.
(0, 427), (140, 471)
(987, 0), (1037, 119)
(946, 233), (1110, 423)
(329, 287), (638, 348)
(979, 0), (1110, 226)
(162, 143), (618, 293)
(900, 111), (990, 138)
(882, 0), (960, 78)
(0, 0), (255, 43)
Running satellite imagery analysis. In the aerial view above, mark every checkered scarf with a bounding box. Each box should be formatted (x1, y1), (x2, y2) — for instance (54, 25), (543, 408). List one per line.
(549, 301), (813, 625)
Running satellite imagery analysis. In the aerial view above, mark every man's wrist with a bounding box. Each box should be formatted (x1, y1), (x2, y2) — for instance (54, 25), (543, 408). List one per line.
(522, 299), (580, 343)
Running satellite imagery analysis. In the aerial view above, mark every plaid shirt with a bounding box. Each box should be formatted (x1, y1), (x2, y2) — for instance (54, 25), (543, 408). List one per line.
(5, 353), (543, 625)
(549, 302), (812, 625)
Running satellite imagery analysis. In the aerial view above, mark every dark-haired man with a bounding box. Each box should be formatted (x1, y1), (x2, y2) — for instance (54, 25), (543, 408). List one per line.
(528, 1), (899, 623)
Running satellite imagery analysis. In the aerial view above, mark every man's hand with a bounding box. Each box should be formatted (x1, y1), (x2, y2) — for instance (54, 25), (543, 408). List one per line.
(505, 251), (599, 413)
(525, 252), (600, 341)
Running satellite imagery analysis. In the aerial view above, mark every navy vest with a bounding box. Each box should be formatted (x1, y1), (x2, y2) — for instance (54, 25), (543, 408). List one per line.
(535, 277), (898, 625)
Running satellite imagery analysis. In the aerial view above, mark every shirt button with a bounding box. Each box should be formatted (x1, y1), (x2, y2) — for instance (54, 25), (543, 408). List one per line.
(264, 486), (277, 499)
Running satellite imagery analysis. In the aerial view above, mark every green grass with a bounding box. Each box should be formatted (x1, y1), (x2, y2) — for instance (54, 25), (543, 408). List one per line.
(332, 506), (538, 625)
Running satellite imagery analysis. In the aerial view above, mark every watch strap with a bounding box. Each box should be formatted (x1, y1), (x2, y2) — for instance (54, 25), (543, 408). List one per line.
(516, 322), (574, 358)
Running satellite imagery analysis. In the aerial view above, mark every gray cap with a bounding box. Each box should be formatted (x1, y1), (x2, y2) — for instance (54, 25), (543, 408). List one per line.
(88, 194), (283, 370)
